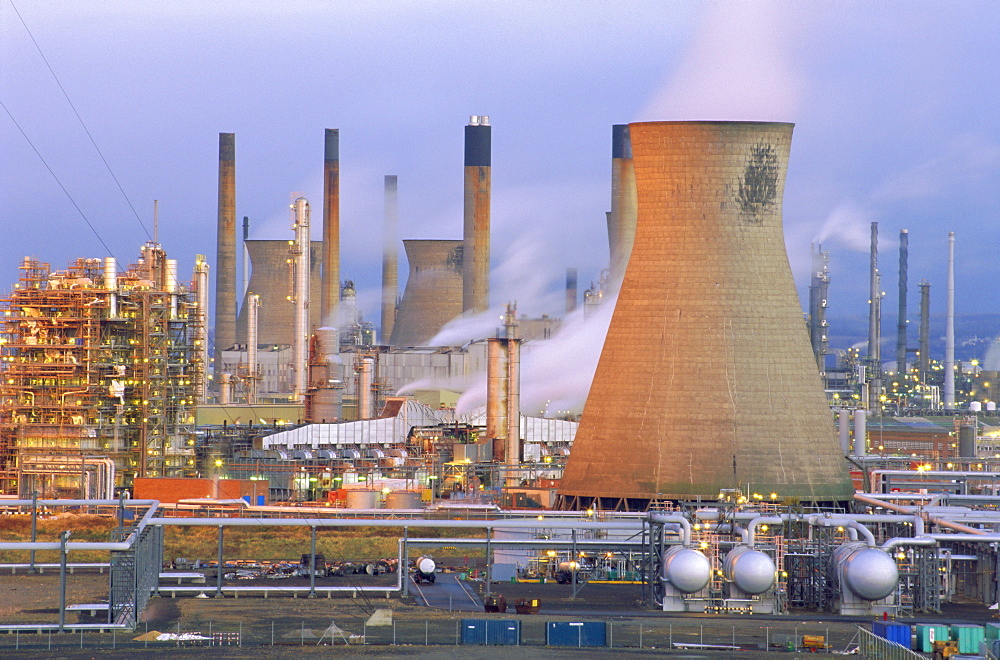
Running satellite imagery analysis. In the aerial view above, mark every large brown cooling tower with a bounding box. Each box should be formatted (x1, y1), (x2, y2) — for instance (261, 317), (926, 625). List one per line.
(390, 240), (463, 346)
(558, 121), (852, 511)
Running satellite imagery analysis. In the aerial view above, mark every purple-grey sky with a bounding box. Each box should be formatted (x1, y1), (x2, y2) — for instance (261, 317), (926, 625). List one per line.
(2, 1), (998, 350)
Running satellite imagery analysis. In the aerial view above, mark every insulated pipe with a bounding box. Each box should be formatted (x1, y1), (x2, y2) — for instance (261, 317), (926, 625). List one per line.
(746, 516), (782, 548)
(246, 293), (260, 405)
(194, 255), (210, 404)
(945, 231), (956, 410)
(855, 492), (985, 535)
(882, 536), (937, 551)
(648, 514), (692, 546)
(808, 516), (876, 547)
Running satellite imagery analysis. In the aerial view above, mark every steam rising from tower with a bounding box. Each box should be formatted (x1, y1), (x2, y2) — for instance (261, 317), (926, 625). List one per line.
(462, 116), (491, 314)
(558, 121), (851, 509)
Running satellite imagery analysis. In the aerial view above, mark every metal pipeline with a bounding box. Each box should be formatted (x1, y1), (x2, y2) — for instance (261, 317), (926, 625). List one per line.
(856, 492), (986, 535)
(648, 514), (692, 546)
(747, 517), (783, 548)
(808, 515), (875, 547)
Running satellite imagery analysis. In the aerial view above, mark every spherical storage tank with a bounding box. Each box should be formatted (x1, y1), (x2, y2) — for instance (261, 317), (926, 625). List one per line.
(833, 543), (898, 601)
(723, 546), (776, 595)
(662, 546), (711, 594)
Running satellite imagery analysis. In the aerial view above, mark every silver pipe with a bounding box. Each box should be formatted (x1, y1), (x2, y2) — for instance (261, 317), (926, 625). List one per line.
(648, 514), (692, 546)
(944, 231), (956, 409)
(808, 515), (875, 547)
(853, 409), (867, 457)
(246, 293), (260, 405)
(882, 536), (937, 551)
(148, 517), (643, 530)
(193, 255), (210, 404)
(746, 516), (783, 548)
(291, 197), (311, 401)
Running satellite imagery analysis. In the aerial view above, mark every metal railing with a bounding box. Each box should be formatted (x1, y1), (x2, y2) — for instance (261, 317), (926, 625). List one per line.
(856, 625), (925, 660)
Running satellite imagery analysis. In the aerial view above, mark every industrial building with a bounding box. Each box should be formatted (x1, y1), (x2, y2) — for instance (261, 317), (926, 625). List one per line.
(0, 245), (203, 496)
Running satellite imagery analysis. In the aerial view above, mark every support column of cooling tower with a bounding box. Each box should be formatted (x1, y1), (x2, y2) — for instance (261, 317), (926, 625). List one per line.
(896, 229), (909, 374)
(610, 124), (637, 289)
(868, 222), (882, 411)
(566, 267), (578, 315)
(194, 255), (210, 404)
(291, 198), (312, 401)
(246, 294), (260, 405)
(321, 129), (340, 326)
(463, 116), (491, 314)
(945, 232), (956, 410)
(214, 133), (237, 382)
(918, 280), (931, 381)
(838, 409), (851, 453)
(853, 410), (867, 457)
(381, 175), (399, 344)
(487, 338), (507, 462)
(358, 356), (375, 419)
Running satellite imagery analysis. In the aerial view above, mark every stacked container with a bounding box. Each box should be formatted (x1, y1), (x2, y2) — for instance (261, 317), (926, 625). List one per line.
(950, 624), (985, 654)
(914, 624), (950, 653)
(872, 621), (911, 649)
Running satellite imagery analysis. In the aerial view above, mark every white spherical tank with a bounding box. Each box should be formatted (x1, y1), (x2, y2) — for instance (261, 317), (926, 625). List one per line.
(662, 546), (711, 594)
(835, 545), (898, 601)
(724, 546), (776, 595)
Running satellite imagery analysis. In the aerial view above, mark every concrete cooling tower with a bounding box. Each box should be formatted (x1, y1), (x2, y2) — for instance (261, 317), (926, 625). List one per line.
(390, 239), (464, 346)
(236, 240), (323, 347)
(558, 121), (852, 510)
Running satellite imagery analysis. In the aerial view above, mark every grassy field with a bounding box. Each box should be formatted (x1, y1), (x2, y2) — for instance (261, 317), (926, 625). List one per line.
(0, 514), (485, 564)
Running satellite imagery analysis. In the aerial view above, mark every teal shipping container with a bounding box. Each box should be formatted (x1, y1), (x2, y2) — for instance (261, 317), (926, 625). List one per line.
(914, 624), (950, 652)
(950, 624), (985, 654)
(985, 622), (1000, 641)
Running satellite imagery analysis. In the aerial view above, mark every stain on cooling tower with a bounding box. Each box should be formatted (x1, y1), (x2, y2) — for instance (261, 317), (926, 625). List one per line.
(447, 245), (464, 272)
(736, 143), (779, 223)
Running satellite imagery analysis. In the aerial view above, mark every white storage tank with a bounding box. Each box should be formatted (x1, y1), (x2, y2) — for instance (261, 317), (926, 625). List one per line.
(385, 490), (422, 509)
(723, 546), (776, 595)
(833, 542), (898, 601)
(662, 546), (711, 594)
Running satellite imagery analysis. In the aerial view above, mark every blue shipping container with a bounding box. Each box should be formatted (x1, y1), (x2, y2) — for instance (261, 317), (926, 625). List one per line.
(460, 619), (520, 646)
(872, 621), (911, 649)
(546, 622), (607, 647)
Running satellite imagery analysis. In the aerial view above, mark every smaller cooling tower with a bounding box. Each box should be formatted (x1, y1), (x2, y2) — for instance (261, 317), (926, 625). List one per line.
(236, 240), (322, 347)
(390, 240), (463, 346)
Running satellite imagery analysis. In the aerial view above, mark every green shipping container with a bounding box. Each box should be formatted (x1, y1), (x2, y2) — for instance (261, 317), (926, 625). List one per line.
(914, 624), (950, 652)
(986, 622), (1000, 641)
(950, 624), (985, 654)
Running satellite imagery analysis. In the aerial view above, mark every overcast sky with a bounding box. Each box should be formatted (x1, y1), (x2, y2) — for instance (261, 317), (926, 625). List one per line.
(2, 1), (998, 348)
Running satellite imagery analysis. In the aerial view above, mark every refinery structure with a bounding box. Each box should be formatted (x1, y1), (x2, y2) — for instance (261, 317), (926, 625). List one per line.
(8, 117), (1000, 635)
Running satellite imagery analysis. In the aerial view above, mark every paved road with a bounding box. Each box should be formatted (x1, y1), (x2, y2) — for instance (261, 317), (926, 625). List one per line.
(410, 573), (483, 612)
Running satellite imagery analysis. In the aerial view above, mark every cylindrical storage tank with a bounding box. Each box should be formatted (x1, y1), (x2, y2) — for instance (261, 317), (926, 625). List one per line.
(833, 543), (898, 601)
(988, 401), (997, 411)
(341, 449), (361, 461)
(662, 546), (711, 594)
(385, 490), (422, 509)
(415, 556), (436, 575)
(723, 546), (776, 595)
(970, 401), (983, 412)
(958, 425), (977, 459)
(345, 489), (380, 509)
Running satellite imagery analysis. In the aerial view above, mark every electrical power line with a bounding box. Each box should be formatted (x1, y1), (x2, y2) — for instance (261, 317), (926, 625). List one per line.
(8, 0), (153, 241)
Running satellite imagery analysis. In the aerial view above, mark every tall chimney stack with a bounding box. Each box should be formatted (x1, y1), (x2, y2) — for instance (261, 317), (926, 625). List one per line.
(463, 115), (491, 314)
(918, 280), (931, 381)
(868, 221), (882, 411)
(214, 132), (237, 381)
(609, 124), (636, 288)
(896, 229), (909, 374)
(945, 232), (956, 410)
(322, 129), (340, 326)
(381, 175), (399, 344)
